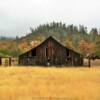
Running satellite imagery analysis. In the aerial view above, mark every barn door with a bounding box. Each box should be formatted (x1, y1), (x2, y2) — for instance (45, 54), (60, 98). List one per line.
(45, 47), (51, 65)
(66, 50), (71, 65)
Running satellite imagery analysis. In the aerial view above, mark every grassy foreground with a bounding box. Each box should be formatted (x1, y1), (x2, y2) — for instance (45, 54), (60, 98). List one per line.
(0, 66), (100, 100)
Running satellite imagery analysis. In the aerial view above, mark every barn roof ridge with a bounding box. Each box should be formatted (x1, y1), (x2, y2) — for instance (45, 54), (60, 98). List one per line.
(19, 36), (63, 56)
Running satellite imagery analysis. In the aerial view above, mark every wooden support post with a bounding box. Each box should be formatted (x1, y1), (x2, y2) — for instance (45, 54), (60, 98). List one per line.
(9, 57), (11, 66)
(88, 58), (91, 68)
(0, 57), (1, 65)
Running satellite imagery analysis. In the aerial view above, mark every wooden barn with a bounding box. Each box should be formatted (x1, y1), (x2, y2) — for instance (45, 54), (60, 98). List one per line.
(19, 36), (83, 66)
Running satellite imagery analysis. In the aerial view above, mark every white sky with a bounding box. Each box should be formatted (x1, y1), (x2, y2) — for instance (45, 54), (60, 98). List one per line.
(0, 0), (100, 37)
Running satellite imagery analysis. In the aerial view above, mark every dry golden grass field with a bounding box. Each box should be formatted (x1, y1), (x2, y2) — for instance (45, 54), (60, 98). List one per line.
(0, 66), (100, 100)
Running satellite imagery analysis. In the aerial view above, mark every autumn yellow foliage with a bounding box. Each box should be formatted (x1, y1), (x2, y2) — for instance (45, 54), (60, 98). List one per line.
(0, 66), (100, 100)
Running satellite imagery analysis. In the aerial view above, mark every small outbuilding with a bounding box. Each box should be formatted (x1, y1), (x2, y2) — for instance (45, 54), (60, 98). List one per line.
(19, 36), (83, 66)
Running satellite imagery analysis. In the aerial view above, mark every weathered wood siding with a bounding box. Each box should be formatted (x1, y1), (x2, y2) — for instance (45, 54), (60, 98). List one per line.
(19, 36), (83, 66)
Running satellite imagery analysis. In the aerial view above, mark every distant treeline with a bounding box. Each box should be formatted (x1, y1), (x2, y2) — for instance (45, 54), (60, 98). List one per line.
(0, 36), (14, 41)
(0, 22), (100, 57)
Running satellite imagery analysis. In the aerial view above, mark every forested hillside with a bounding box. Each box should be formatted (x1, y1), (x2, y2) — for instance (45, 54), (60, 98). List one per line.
(0, 22), (100, 57)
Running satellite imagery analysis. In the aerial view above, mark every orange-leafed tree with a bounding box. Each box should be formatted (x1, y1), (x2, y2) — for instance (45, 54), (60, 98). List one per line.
(78, 40), (96, 55)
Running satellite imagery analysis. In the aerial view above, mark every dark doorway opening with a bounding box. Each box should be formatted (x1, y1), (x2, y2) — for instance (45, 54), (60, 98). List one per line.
(32, 48), (36, 56)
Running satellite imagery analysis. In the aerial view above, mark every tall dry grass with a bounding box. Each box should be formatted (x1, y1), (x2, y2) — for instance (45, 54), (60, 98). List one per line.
(0, 66), (100, 100)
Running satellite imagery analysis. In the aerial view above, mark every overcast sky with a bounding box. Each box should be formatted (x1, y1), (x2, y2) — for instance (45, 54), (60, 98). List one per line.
(0, 0), (100, 37)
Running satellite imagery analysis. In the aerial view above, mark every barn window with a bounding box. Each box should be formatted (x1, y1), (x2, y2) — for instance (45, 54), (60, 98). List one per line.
(67, 50), (70, 57)
(32, 48), (36, 56)
(46, 47), (48, 57)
